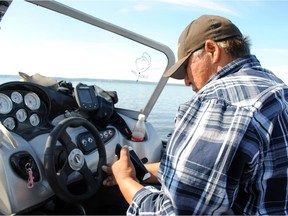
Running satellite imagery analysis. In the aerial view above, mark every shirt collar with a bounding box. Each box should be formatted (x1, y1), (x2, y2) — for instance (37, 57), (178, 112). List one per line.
(205, 54), (260, 86)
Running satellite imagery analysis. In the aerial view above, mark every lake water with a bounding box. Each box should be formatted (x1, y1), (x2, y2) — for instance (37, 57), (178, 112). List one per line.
(0, 75), (193, 139)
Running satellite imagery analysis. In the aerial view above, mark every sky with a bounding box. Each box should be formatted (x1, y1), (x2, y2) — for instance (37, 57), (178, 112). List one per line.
(0, 0), (288, 83)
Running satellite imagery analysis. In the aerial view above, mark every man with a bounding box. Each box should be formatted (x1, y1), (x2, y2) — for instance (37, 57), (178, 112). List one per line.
(102, 15), (288, 215)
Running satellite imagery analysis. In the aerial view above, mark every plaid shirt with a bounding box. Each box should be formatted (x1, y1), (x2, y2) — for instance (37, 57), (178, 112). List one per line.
(128, 55), (288, 215)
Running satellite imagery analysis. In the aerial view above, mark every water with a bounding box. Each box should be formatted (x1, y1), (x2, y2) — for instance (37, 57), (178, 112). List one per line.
(0, 75), (193, 139)
(149, 84), (192, 139)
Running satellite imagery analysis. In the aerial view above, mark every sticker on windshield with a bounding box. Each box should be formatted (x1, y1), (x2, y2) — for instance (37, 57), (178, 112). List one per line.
(132, 52), (151, 82)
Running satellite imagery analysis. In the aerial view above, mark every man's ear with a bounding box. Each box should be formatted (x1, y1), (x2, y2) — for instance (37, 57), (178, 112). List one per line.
(204, 40), (220, 63)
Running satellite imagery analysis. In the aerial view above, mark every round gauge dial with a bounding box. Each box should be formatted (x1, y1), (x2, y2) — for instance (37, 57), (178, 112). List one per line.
(3, 117), (16, 130)
(29, 113), (40, 127)
(11, 91), (23, 104)
(0, 93), (13, 114)
(16, 109), (27, 122)
(24, 92), (40, 110)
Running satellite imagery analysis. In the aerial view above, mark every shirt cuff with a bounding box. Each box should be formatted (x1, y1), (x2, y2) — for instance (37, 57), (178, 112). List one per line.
(133, 185), (159, 202)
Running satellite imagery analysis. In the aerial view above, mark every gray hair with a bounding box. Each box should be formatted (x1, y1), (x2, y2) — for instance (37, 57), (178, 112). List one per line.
(193, 36), (251, 60)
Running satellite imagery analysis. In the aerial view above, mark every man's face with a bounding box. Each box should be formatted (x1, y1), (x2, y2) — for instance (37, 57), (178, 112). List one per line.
(184, 51), (213, 92)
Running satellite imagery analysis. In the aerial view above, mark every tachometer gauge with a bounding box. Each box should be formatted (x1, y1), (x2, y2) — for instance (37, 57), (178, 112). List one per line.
(11, 91), (23, 104)
(24, 92), (40, 110)
(3, 117), (16, 130)
(16, 109), (27, 122)
(0, 93), (13, 114)
(29, 113), (40, 127)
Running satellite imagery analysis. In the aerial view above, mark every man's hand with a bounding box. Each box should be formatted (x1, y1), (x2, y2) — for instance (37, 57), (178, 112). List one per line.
(102, 146), (137, 186)
(102, 146), (143, 204)
(111, 146), (138, 184)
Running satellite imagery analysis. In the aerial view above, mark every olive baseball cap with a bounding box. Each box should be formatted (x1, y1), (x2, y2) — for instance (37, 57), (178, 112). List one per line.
(164, 15), (242, 79)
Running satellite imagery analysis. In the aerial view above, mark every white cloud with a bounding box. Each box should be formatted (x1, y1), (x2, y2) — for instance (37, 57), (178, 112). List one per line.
(159, 0), (236, 15)
(120, 8), (129, 13)
(120, 0), (236, 15)
(133, 4), (151, 11)
(120, 4), (150, 13)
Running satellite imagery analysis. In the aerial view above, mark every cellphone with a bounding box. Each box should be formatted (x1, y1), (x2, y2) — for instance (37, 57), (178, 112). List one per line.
(115, 144), (151, 182)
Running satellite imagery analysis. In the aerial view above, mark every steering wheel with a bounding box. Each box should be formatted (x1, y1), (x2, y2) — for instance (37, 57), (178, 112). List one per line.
(44, 117), (106, 204)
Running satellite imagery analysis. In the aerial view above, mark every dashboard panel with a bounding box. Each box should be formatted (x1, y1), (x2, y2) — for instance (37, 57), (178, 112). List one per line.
(0, 90), (47, 130)
(0, 79), (163, 215)
(0, 81), (78, 140)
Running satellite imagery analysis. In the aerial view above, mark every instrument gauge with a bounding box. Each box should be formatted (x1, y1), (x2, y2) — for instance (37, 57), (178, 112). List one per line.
(3, 117), (16, 130)
(0, 93), (13, 114)
(24, 92), (40, 110)
(11, 91), (23, 104)
(16, 109), (27, 122)
(29, 113), (40, 127)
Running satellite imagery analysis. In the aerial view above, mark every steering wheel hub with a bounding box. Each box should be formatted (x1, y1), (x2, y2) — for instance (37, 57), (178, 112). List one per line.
(68, 149), (84, 171)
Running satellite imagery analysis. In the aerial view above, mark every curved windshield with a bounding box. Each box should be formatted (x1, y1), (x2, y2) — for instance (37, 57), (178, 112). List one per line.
(0, 0), (168, 107)
(0, 0), (192, 139)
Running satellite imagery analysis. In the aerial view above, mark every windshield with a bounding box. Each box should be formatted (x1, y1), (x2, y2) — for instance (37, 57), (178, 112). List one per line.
(0, 0), (168, 105)
(0, 0), (192, 139)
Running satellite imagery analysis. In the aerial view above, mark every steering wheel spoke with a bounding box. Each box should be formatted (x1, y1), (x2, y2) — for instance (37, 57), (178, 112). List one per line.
(80, 163), (96, 184)
(57, 160), (74, 181)
(59, 130), (77, 153)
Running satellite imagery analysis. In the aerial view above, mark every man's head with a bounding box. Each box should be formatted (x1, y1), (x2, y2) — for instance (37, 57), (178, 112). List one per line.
(164, 15), (243, 80)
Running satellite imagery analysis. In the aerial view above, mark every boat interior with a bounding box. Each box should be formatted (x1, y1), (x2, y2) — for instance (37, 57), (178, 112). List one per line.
(0, 0), (177, 214)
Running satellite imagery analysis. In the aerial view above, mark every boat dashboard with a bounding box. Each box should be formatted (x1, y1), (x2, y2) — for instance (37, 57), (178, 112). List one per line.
(0, 0), (176, 213)
(0, 79), (162, 215)
(0, 81), (76, 140)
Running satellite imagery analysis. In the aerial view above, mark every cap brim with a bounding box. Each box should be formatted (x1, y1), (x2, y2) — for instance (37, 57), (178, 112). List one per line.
(163, 54), (191, 79)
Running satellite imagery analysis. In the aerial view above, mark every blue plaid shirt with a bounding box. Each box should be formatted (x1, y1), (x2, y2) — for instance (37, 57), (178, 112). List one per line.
(128, 55), (288, 215)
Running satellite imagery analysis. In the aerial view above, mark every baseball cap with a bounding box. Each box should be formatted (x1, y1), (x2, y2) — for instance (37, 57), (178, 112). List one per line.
(164, 15), (242, 79)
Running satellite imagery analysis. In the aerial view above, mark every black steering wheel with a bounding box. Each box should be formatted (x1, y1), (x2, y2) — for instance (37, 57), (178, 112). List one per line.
(44, 117), (106, 204)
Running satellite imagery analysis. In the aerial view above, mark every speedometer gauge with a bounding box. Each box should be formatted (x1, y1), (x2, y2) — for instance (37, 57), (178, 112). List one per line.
(3, 117), (16, 130)
(16, 109), (27, 122)
(29, 113), (40, 126)
(24, 92), (40, 110)
(11, 91), (23, 104)
(0, 93), (13, 114)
